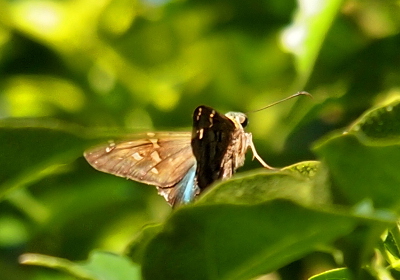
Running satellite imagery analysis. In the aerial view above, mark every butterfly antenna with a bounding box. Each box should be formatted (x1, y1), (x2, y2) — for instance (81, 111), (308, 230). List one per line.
(246, 91), (312, 114)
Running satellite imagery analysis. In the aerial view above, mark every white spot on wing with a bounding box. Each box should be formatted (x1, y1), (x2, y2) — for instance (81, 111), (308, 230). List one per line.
(209, 110), (215, 127)
(151, 151), (162, 163)
(198, 128), (204, 139)
(132, 152), (144, 161)
(151, 167), (159, 174)
(105, 141), (116, 153)
(105, 146), (114, 153)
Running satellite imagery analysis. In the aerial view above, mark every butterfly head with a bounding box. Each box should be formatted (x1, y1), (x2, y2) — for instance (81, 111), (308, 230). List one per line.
(225, 111), (248, 129)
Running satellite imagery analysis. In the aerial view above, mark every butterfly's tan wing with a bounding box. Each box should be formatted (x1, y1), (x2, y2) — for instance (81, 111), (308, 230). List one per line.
(84, 132), (195, 188)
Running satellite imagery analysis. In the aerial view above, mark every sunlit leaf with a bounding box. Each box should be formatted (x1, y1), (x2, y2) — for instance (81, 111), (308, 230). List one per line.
(281, 0), (345, 86)
(309, 267), (351, 280)
(199, 161), (329, 206)
(20, 250), (141, 280)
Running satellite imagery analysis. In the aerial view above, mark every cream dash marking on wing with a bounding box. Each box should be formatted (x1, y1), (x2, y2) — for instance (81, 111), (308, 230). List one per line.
(149, 138), (160, 149)
(151, 167), (159, 174)
(196, 107), (202, 121)
(132, 152), (144, 161)
(209, 110), (215, 127)
(151, 151), (162, 163)
(198, 128), (204, 139)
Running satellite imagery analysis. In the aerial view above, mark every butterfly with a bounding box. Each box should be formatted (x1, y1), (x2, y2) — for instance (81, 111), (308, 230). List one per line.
(84, 92), (310, 207)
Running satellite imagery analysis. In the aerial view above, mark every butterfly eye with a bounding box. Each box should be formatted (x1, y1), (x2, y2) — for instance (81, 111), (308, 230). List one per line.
(240, 115), (248, 128)
(226, 112), (248, 128)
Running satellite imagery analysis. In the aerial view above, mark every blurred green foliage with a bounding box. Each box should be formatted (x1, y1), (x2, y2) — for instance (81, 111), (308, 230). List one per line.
(1, 0), (400, 279)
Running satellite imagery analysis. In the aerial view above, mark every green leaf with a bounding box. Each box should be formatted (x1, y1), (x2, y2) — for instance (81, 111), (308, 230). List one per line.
(0, 118), (136, 200)
(348, 98), (400, 140)
(19, 250), (141, 280)
(281, 0), (344, 87)
(141, 199), (392, 280)
(309, 267), (351, 280)
(125, 223), (163, 264)
(384, 229), (400, 261)
(314, 98), (400, 210)
(281, 160), (320, 177)
(0, 118), (91, 199)
(199, 161), (330, 206)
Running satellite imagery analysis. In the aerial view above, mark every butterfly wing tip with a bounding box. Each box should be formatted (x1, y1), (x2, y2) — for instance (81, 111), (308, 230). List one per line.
(83, 150), (92, 159)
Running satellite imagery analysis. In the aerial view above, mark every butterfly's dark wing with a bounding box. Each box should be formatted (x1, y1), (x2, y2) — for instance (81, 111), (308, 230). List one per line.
(191, 106), (236, 190)
(84, 132), (198, 206)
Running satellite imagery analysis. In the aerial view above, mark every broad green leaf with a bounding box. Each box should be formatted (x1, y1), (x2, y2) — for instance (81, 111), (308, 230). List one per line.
(20, 250), (141, 280)
(141, 199), (393, 280)
(198, 161), (329, 206)
(314, 98), (400, 210)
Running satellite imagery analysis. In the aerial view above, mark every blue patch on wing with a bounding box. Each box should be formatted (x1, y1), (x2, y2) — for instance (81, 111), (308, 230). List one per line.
(173, 163), (198, 206)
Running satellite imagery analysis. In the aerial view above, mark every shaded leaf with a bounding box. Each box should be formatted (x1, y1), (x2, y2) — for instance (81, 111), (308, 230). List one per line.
(0, 119), (91, 198)
(314, 98), (400, 210)
(125, 223), (163, 264)
(141, 199), (393, 280)
(348, 98), (400, 140)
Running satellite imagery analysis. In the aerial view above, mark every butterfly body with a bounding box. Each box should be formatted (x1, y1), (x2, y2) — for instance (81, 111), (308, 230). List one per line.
(84, 105), (271, 207)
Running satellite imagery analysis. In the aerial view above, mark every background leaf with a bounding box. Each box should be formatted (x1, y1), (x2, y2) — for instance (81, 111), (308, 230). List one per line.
(308, 267), (351, 280)
(314, 98), (400, 210)
(0, 119), (90, 198)
(20, 250), (141, 280)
